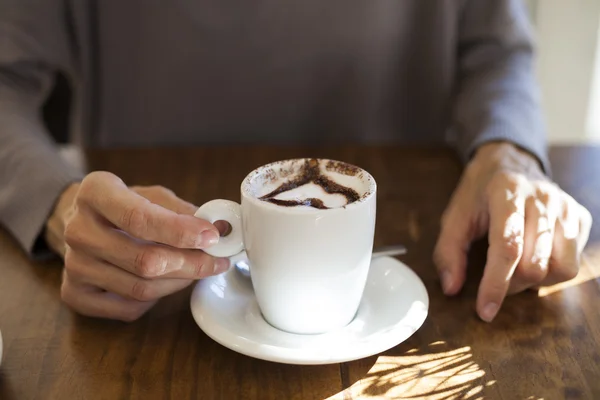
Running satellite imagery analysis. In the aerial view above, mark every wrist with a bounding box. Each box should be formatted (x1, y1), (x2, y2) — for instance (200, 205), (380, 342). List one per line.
(470, 141), (545, 177)
(45, 182), (80, 257)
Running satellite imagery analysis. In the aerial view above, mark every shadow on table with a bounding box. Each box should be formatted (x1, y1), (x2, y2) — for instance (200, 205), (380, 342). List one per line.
(332, 240), (494, 399)
(62, 288), (375, 400)
(52, 239), (599, 399)
(59, 278), (600, 400)
(341, 278), (600, 400)
(333, 240), (600, 400)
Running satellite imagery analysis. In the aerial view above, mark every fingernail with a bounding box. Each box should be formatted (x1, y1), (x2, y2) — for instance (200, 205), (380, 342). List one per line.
(198, 230), (219, 248)
(481, 302), (499, 323)
(441, 271), (453, 294)
(214, 258), (230, 274)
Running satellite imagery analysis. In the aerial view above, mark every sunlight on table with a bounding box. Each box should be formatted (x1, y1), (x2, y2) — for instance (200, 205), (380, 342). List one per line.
(337, 341), (492, 400)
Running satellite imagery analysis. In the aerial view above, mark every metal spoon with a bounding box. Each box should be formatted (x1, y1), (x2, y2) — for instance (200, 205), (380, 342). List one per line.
(232, 244), (407, 278)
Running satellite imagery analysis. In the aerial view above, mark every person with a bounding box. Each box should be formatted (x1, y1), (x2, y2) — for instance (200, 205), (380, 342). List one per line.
(0, 0), (592, 323)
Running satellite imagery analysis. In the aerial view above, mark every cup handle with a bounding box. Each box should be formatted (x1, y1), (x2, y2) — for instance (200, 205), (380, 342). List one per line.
(194, 199), (244, 258)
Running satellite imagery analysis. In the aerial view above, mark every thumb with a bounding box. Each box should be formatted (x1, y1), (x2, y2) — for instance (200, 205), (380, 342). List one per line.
(433, 201), (474, 296)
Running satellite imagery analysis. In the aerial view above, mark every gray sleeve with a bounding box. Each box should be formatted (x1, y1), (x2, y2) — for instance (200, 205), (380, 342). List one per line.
(0, 0), (84, 256)
(449, 0), (550, 174)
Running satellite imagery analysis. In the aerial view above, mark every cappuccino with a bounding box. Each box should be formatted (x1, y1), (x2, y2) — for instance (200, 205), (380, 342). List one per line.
(195, 157), (377, 333)
(244, 158), (372, 210)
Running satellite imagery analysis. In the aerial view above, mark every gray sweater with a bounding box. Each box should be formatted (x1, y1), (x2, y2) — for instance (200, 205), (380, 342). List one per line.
(0, 0), (547, 255)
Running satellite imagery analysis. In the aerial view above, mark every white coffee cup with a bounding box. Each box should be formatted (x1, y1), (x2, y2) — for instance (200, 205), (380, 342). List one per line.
(195, 158), (376, 334)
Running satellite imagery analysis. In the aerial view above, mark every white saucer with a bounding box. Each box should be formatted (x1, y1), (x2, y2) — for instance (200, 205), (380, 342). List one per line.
(190, 254), (429, 365)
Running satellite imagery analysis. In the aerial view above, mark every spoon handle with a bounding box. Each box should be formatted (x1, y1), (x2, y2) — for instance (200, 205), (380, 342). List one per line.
(371, 244), (407, 259)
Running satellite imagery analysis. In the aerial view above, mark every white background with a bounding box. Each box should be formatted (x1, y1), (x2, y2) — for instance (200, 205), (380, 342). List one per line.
(527, 0), (600, 144)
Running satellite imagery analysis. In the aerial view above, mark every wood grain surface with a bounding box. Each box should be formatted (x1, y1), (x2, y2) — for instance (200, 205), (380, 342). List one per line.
(0, 145), (598, 400)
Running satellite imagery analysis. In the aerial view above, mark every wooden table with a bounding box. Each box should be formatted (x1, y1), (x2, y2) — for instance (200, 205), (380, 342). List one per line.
(1, 145), (599, 400)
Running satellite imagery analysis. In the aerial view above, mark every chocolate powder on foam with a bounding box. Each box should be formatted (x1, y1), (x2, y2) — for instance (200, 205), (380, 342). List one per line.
(259, 159), (361, 209)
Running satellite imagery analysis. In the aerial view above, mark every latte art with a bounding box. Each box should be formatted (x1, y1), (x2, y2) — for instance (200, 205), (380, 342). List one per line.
(257, 159), (364, 210)
(265, 183), (351, 209)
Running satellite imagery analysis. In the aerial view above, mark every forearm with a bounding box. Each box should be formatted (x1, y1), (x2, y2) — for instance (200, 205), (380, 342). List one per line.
(450, 0), (550, 174)
(0, 0), (84, 256)
(0, 92), (84, 256)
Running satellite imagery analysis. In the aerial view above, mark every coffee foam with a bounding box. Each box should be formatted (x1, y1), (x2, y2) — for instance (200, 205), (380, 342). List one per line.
(243, 159), (374, 210)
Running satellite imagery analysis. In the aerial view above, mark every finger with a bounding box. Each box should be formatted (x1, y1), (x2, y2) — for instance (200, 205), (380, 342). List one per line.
(510, 191), (555, 294)
(477, 184), (526, 322)
(433, 198), (477, 296)
(65, 250), (194, 302)
(61, 270), (156, 322)
(132, 186), (198, 215)
(64, 215), (230, 278)
(79, 172), (219, 249)
(544, 195), (582, 285)
(132, 186), (232, 236)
